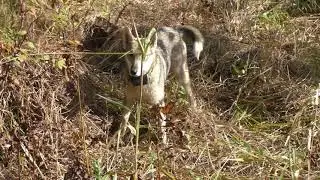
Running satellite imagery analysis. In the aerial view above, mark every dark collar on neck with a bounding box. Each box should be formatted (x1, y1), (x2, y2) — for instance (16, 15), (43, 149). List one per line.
(129, 74), (149, 86)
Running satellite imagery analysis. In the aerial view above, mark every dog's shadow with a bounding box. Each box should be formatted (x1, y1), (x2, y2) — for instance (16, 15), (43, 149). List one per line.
(62, 66), (124, 134)
(191, 29), (315, 116)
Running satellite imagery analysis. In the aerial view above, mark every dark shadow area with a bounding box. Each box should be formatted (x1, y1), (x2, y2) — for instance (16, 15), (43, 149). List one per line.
(62, 17), (125, 135)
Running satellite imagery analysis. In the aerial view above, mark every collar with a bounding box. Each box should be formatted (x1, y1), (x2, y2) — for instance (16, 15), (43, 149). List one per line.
(129, 74), (149, 86)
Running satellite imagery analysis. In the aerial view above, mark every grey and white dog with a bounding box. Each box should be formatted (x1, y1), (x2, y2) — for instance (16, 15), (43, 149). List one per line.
(121, 25), (204, 143)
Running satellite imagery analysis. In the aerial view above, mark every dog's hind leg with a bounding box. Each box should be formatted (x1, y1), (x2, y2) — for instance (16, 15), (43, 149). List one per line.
(178, 62), (197, 108)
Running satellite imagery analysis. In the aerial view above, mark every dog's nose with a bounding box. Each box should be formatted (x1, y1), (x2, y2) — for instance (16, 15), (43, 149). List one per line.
(131, 69), (138, 76)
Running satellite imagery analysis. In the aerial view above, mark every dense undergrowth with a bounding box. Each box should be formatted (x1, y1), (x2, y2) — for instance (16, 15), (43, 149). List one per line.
(1, 0), (320, 179)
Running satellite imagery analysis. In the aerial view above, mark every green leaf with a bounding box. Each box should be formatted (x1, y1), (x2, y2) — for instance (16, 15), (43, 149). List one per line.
(42, 55), (50, 61)
(146, 28), (157, 45)
(17, 30), (27, 36)
(55, 58), (66, 70)
(17, 54), (27, 62)
(26, 41), (36, 50)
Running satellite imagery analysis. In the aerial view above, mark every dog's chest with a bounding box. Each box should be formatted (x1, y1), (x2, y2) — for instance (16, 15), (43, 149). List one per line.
(127, 80), (165, 105)
(126, 59), (167, 105)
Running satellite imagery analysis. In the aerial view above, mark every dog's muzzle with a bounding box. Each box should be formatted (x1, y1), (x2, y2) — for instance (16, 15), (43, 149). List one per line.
(129, 74), (149, 86)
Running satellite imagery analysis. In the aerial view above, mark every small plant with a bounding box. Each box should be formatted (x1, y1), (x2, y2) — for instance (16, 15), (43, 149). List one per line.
(52, 6), (70, 32)
(53, 58), (66, 70)
(177, 86), (189, 105)
(93, 160), (114, 180)
(258, 8), (289, 30)
(141, 151), (157, 179)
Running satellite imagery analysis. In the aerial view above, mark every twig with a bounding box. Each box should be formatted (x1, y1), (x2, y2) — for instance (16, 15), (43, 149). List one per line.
(28, 51), (129, 56)
(77, 78), (90, 174)
(96, 94), (130, 111)
(20, 142), (46, 179)
(114, 2), (132, 25)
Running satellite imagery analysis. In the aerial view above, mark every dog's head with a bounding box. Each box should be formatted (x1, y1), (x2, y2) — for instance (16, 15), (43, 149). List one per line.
(122, 27), (157, 77)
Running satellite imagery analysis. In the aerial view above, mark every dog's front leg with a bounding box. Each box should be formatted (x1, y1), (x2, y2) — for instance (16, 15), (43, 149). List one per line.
(119, 99), (134, 138)
(120, 108), (131, 136)
(160, 115), (167, 145)
(116, 102), (132, 148)
(159, 102), (168, 145)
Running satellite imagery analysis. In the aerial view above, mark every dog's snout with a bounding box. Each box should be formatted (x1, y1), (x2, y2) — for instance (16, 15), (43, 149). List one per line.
(130, 67), (138, 76)
(130, 69), (136, 75)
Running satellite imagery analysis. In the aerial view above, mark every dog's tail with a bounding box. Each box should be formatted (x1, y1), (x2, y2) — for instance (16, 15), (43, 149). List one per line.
(177, 26), (204, 60)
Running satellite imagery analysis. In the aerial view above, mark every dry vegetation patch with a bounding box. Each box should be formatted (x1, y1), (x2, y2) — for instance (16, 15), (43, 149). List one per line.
(1, 0), (320, 179)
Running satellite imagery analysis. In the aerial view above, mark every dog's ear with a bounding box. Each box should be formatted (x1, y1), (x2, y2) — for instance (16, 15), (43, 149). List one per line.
(147, 28), (157, 47)
(122, 27), (134, 49)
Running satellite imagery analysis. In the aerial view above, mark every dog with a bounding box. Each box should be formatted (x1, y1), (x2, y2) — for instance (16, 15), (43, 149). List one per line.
(120, 25), (204, 144)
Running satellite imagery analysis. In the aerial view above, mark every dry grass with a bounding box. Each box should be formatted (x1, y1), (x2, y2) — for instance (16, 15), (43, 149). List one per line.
(1, 0), (320, 179)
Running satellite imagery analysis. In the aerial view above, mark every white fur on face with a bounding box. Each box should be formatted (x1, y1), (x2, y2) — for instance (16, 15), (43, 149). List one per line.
(129, 52), (155, 76)
(127, 39), (157, 77)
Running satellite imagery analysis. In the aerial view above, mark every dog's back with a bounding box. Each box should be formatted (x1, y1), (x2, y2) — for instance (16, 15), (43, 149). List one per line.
(156, 26), (204, 76)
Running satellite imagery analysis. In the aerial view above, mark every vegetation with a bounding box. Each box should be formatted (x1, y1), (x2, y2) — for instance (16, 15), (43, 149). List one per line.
(0, 0), (320, 179)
